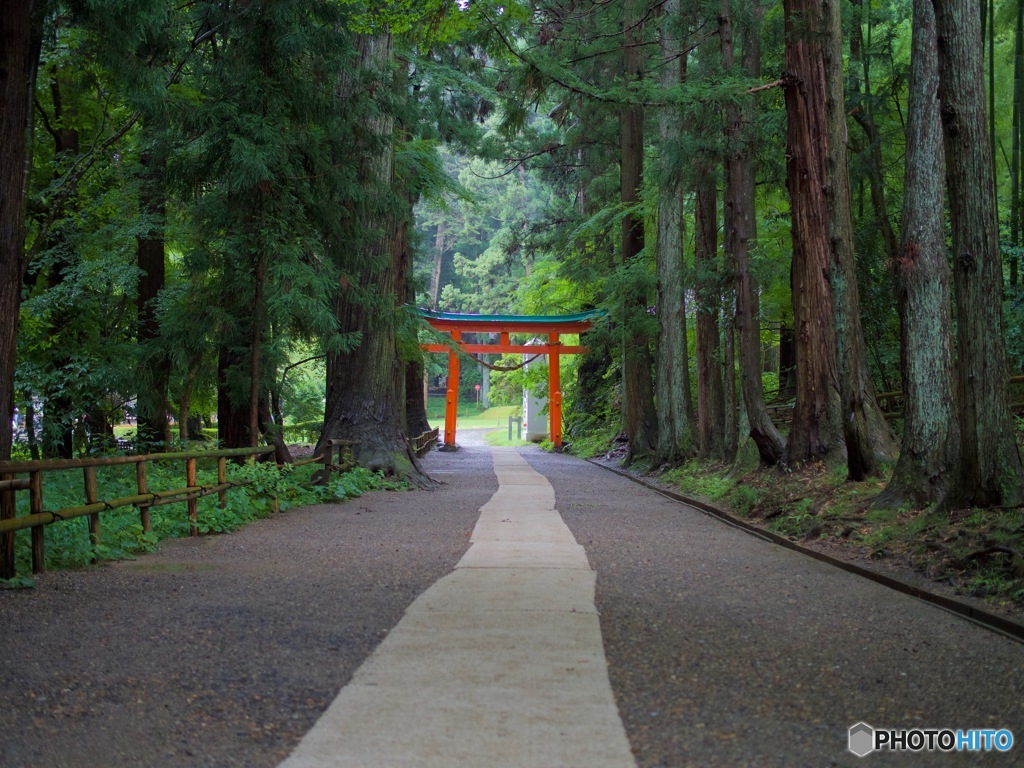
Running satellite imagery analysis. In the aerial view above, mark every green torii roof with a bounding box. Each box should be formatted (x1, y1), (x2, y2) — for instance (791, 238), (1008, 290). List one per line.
(416, 308), (604, 333)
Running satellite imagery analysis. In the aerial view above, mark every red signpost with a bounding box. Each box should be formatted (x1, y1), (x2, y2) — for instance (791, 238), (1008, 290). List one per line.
(418, 309), (601, 449)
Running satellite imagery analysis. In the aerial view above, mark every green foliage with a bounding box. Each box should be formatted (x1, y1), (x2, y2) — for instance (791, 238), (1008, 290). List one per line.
(8, 458), (396, 573)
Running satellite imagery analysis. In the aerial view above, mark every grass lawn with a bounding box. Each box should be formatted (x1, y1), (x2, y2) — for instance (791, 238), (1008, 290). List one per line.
(426, 396), (519, 429)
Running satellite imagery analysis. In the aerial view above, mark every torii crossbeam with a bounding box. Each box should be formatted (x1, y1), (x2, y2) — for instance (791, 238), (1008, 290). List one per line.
(418, 309), (601, 449)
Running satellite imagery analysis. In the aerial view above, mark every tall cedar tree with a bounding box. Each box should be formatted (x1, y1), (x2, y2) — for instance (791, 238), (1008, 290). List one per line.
(723, 0), (784, 465)
(695, 173), (725, 459)
(655, 0), (696, 464)
(933, 0), (1024, 506)
(823, 0), (897, 479)
(1, 1), (40, 458)
(878, 0), (960, 507)
(319, 33), (431, 485)
(782, 0), (844, 463)
(620, 0), (658, 463)
(0, 0), (42, 577)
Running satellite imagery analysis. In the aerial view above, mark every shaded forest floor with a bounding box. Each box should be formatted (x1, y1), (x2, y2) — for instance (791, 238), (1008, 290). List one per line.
(589, 421), (1024, 623)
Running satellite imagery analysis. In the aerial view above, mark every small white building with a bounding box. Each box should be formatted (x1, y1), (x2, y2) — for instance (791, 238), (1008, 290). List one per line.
(522, 343), (548, 442)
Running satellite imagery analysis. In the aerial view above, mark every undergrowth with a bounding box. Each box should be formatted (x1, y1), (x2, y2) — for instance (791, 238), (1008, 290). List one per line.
(3, 459), (398, 577)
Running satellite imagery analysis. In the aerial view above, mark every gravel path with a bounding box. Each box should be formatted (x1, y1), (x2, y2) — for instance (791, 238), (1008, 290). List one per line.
(522, 448), (1024, 767)
(0, 447), (493, 768)
(3, 442), (1024, 768)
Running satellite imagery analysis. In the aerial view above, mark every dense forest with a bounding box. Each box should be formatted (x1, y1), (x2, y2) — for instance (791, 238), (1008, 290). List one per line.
(1, 0), (1022, 511)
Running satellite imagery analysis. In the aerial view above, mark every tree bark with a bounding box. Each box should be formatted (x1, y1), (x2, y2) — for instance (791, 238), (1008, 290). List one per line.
(878, 0), (960, 508)
(620, 0), (658, 464)
(320, 33), (430, 485)
(695, 176), (725, 460)
(824, 0), (897, 479)
(782, 0), (844, 464)
(0, 0), (39, 461)
(217, 342), (250, 449)
(135, 128), (171, 450)
(405, 357), (432, 438)
(934, 0), (1024, 506)
(655, 0), (695, 465)
(723, 0), (784, 465)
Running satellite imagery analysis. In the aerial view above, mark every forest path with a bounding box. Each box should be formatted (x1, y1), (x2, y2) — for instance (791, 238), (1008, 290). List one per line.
(1, 444), (1024, 767)
(278, 448), (636, 768)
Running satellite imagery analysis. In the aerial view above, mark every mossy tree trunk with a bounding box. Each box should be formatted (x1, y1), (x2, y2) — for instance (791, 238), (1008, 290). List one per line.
(879, 0), (960, 508)
(655, 0), (695, 465)
(319, 33), (430, 486)
(934, 0), (1024, 506)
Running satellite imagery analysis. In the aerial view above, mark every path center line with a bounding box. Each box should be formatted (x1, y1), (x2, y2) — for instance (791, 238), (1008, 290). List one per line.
(279, 447), (637, 768)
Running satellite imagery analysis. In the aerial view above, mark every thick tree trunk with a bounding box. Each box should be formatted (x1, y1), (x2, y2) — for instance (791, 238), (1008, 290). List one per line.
(655, 0), (695, 465)
(824, 0), (897, 479)
(620, 0), (658, 464)
(405, 358), (432, 438)
(879, 0), (960, 508)
(0, 0), (38, 462)
(723, 0), (784, 465)
(217, 343), (250, 448)
(320, 33), (429, 485)
(136, 130), (171, 450)
(782, 0), (843, 464)
(695, 177), (725, 459)
(934, 0), (1024, 506)
(1013, 0), (1024, 286)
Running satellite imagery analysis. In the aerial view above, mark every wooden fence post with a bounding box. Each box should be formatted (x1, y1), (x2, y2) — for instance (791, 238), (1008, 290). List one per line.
(29, 471), (44, 573)
(186, 457), (197, 536)
(83, 466), (100, 560)
(136, 461), (151, 532)
(1, 474), (15, 579)
(217, 457), (227, 509)
(322, 443), (333, 486)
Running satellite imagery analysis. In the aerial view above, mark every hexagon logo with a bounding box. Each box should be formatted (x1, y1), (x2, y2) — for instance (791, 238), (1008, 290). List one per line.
(849, 722), (875, 757)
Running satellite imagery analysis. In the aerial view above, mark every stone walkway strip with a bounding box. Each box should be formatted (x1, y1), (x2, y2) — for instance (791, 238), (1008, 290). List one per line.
(278, 447), (638, 768)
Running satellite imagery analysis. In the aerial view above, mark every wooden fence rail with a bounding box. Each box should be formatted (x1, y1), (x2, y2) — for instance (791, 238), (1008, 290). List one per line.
(410, 427), (440, 458)
(0, 440), (359, 580)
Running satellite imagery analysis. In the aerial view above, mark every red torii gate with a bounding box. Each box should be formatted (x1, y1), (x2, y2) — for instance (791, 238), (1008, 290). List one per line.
(418, 309), (601, 449)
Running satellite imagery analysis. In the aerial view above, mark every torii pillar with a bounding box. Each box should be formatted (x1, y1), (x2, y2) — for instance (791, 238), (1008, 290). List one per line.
(547, 333), (562, 449)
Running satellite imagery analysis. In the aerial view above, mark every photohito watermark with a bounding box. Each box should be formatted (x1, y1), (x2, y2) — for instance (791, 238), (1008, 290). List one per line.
(848, 722), (1014, 757)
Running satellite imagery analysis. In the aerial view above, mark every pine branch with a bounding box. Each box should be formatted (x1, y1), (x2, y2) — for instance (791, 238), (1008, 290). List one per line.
(746, 78), (785, 95)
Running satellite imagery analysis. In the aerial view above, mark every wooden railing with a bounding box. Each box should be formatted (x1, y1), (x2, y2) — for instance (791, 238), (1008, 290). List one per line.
(410, 427), (440, 458)
(0, 439), (359, 579)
